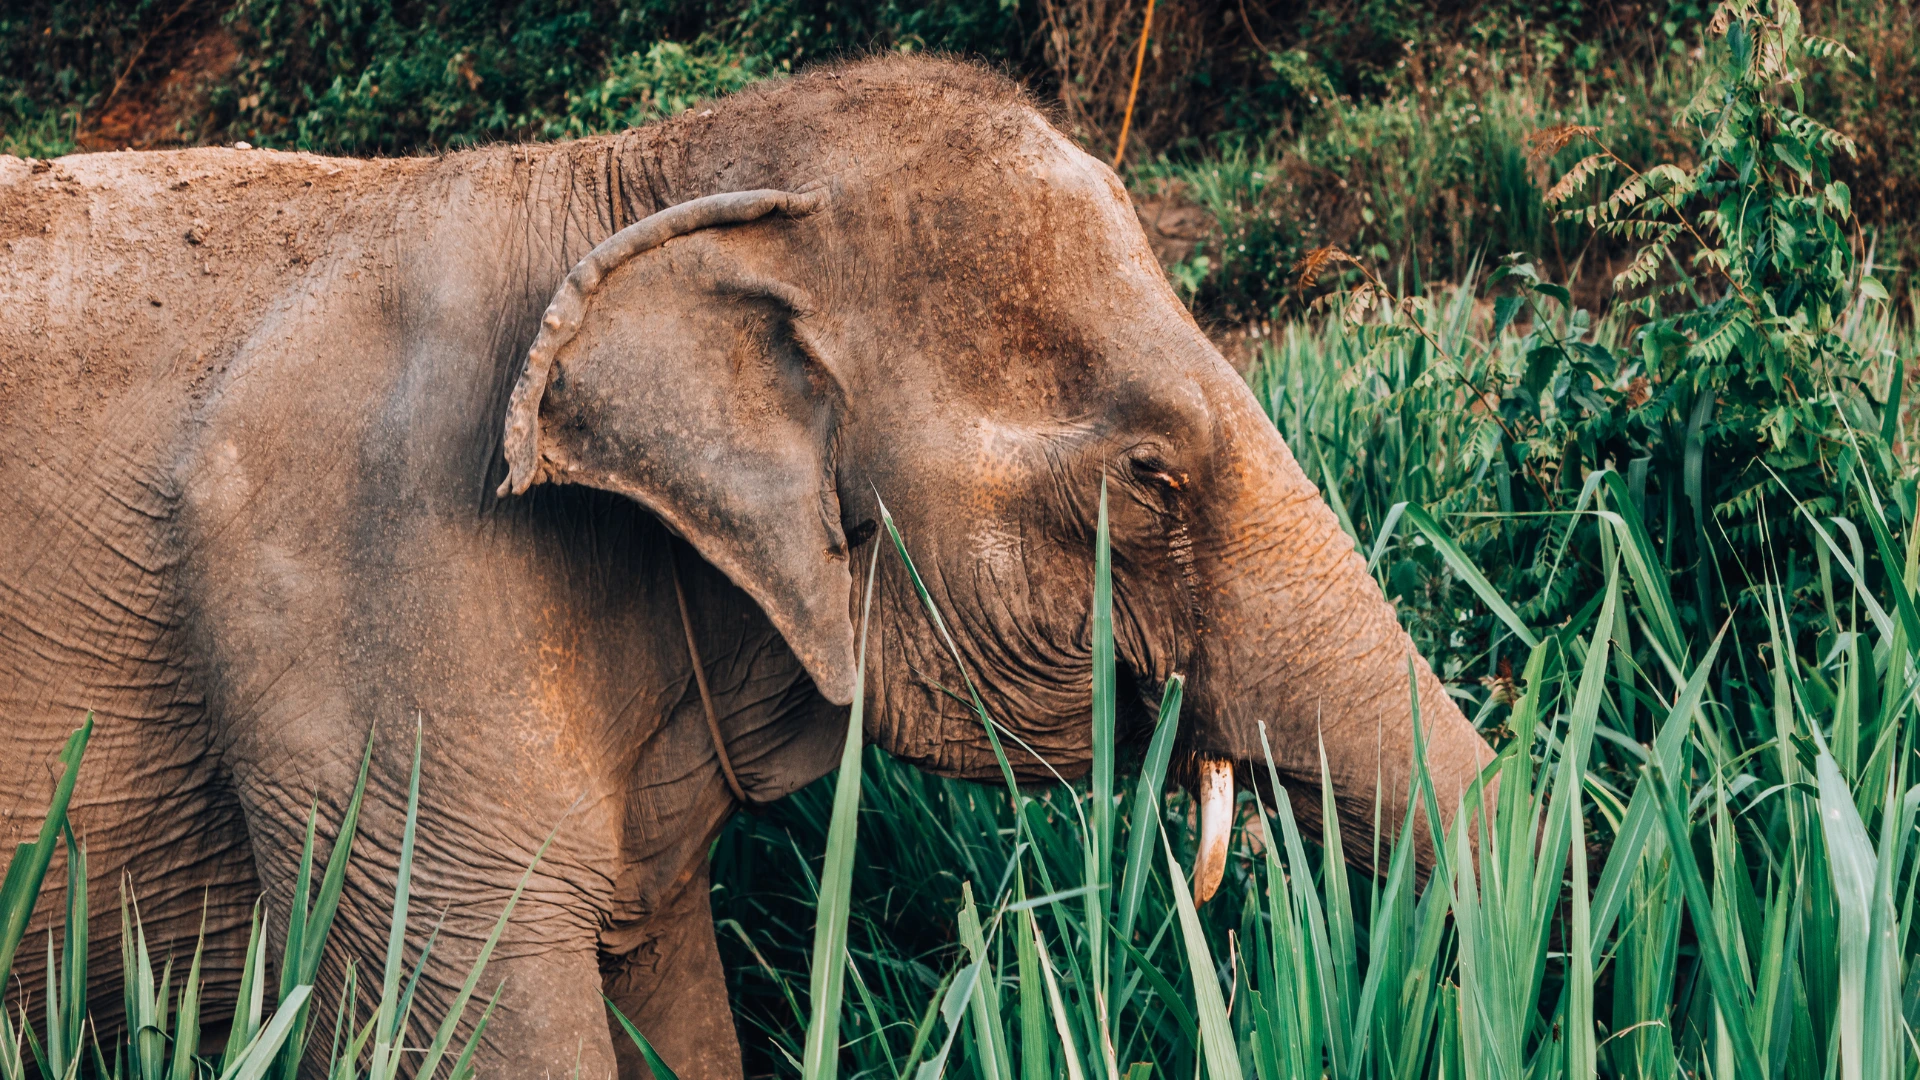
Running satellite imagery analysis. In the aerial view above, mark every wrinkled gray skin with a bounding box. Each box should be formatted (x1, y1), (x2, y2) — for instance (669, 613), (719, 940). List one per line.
(0, 59), (1490, 1079)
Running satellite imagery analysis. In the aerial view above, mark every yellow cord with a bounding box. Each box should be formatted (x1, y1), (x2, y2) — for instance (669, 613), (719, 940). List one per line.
(1111, 0), (1157, 170)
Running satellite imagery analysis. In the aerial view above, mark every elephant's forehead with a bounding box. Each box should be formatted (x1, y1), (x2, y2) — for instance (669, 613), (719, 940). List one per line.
(856, 117), (1132, 248)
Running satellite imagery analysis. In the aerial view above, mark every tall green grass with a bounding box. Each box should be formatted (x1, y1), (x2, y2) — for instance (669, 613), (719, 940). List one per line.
(719, 428), (1920, 1079)
(0, 730), (544, 1080)
(7, 407), (1919, 1079)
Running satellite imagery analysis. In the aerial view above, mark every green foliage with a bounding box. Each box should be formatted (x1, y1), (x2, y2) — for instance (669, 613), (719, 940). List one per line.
(225, 0), (627, 152)
(548, 41), (771, 138)
(1139, 56), (1704, 321)
(1243, 0), (1913, 699)
(1136, 0), (1920, 326)
(1548, 0), (1888, 506)
(213, 0), (1023, 152)
(0, 95), (76, 158)
(719, 443), (1920, 1078)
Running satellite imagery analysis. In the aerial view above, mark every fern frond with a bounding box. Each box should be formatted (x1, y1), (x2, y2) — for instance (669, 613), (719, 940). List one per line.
(1344, 281), (1385, 324)
(1687, 313), (1754, 364)
(1596, 217), (1680, 240)
(1604, 175), (1649, 215)
(1613, 225), (1684, 291)
(1644, 163), (1695, 197)
(1623, 279), (1694, 316)
(1615, 245), (1668, 292)
(1774, 106), (1858, 156)
(1803, 35), (1857, 60)
(1543, 153), (1614, 205)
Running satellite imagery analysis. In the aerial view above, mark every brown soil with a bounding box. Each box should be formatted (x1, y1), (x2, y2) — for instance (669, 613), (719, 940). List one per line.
(80, 20), (238, 151)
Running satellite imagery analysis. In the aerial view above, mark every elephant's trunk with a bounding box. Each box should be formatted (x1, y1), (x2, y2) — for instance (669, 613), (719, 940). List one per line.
(1182, 374), (1492, 886)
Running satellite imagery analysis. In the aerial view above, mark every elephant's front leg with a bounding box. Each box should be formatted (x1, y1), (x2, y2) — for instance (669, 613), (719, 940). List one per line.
(603, 864), (740, 1080)
(458, 935), (622, 1079)
(221, 714), (631, 1080)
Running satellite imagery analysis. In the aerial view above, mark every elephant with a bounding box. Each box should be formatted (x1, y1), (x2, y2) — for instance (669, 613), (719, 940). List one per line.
(0, 56), (1491, 1079)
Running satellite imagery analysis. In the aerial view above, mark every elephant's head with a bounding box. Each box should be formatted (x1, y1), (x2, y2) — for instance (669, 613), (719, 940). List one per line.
(497, 58), (1491, 883)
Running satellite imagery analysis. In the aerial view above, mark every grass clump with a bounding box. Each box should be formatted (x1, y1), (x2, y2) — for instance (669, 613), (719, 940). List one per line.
(718, 447), (1920, 1077)
(0, 729), (544, 1080)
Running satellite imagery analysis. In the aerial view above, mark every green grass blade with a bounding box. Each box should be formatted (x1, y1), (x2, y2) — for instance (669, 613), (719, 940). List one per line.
(279, 805), (319, 1004)
(298, 734), (375, 984)
(1015, 899), (1047, 1080)
(57, 830), (85, 1077)
(1402, 505), (1538, 648)
(216, 986), (312, 1080)
(1365, 501), (1410, 575)
(219, 898), (268, 1077)
(443, 981), (505, 1080)
(368, 727), (424, 1080)
(1030, 917), (1087, 1080)
(1315, 733), (1358, 1049)
(1813, 748), (1909, 1080)
(1110, 933), (1199, 1048)
(1646, 758), (1762, 1077)
(911, 958), (984, 1080)
(0, 718), (91, 988)
(1159, 828), (1242, 1080)
(955, 884), (1011, 1080)
(167, 906), (207, 1080)
(1598, 471), (1687, 663)
(1255, 722), (1344, 1072)
(1568, 764), (1595, 1080)
(1117, 675), (1183, 947)
(800, 541), (881, 1080)
(1590, 625), (1725, 948)
(1089, 481), (1115, 1038)
(893, 965), (954, 1080)
(1853, 474), (1920, 654)
(605, 998), (680, 1080)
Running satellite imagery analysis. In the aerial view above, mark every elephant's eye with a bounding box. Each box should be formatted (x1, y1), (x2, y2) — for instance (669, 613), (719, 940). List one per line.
(1128, 448), (1188, 492)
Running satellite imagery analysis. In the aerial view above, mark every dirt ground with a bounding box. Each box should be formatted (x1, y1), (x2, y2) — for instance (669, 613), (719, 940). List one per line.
(78, 18), (236, 151)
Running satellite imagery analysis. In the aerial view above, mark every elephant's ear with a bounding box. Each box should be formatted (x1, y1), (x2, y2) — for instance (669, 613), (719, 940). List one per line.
(498, 187), (860, 705)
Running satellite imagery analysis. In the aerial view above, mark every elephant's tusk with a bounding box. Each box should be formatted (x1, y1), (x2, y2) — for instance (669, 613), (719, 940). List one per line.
(1192, 757), (1234, 905)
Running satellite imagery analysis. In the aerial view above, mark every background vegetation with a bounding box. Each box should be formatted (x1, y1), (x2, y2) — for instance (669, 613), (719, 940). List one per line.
(7, 0), (1920, 1077)
(4, 0), (1918, 310)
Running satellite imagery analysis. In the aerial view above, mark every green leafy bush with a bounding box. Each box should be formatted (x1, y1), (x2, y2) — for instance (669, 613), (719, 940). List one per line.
(1248, 0), (1911, 684)
(547, 40), (772, 139)
(216, 0), (1023, 152)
